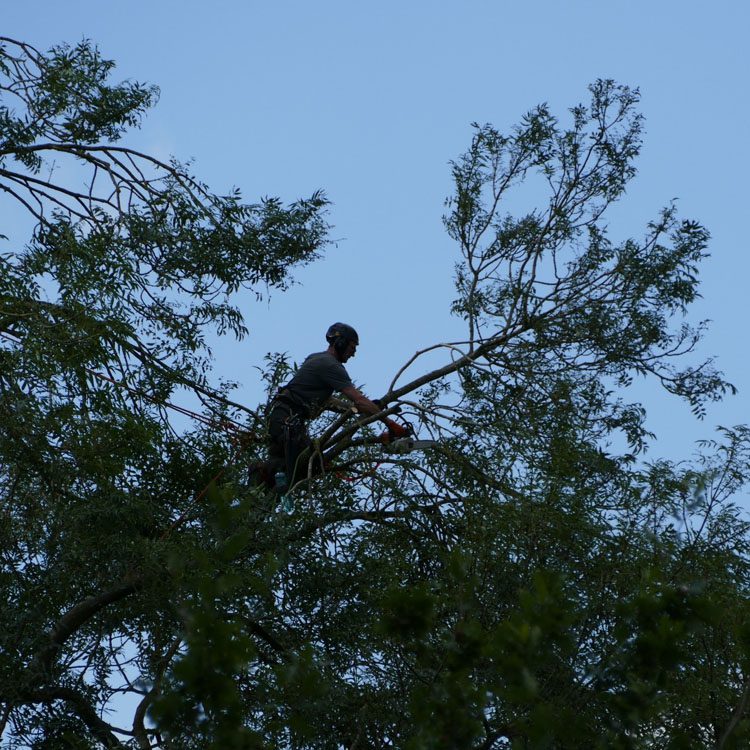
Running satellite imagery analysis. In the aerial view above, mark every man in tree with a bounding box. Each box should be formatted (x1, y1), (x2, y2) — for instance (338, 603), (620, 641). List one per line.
(266, 322), (409, 490)
(5, 35), (750, 746)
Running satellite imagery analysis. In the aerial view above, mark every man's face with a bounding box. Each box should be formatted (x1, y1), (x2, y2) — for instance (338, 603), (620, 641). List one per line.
(341, 339), (357, 362)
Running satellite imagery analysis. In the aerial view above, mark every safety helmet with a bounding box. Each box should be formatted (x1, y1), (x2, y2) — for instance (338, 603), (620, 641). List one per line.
(326, 322), (359, 354)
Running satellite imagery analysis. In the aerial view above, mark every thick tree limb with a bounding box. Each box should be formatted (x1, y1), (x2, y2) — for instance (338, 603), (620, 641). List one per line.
(319, 323), (531, 463)
(132, 637), (182, 750)
(243, 617), (288, 655)
(33, 578), (141, 677)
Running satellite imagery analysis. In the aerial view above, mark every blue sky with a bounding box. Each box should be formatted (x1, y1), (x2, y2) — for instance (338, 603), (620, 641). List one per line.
(3, 1), (748, 463)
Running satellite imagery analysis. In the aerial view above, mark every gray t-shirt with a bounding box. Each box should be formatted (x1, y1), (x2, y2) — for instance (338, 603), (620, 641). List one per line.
(282, 351), (354, 416)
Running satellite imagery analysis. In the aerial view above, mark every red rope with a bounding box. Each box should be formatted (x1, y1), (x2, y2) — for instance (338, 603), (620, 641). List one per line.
(336, 461), (382, 484)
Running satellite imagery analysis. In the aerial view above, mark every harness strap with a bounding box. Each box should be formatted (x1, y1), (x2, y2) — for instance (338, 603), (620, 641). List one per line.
(273, 387), (309, 417)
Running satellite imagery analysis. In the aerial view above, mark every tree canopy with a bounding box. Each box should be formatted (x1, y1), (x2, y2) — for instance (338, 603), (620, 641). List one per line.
(2, 37), (750, 749)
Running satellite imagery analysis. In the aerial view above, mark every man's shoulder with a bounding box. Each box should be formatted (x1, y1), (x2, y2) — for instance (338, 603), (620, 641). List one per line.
(302, 351), (352, 383)
(301, 351), (338, 369)
(304, 350), (333, 362)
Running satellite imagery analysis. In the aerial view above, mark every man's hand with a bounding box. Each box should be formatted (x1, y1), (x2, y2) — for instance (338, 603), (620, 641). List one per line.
(373, 398), (401, 414)
(384, 418), (411, 439)
(379, 419), (411, 444)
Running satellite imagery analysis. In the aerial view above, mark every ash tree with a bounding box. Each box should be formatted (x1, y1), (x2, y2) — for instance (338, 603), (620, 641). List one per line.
(1, 36), (750, 750)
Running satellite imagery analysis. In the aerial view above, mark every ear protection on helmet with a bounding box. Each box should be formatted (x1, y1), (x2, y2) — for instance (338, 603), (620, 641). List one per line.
(326, 322), (359, 355)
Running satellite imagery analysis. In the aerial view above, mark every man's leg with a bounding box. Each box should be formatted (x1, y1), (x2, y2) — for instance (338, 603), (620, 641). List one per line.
(268, 406), (289, 479)
(282, 414), (312, 487)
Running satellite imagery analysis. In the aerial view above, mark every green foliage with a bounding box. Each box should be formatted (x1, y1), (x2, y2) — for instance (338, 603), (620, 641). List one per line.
(2, 41), (750, 750)
(149, 490), (265, 749)
(0, 34), (328, 748)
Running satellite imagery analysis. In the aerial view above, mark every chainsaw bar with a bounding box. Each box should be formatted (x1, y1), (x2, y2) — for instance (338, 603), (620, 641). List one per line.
(384, 437), (438, 454)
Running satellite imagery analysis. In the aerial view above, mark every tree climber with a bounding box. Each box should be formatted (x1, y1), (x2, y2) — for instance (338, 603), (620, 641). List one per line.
(265, 322), (409, 492)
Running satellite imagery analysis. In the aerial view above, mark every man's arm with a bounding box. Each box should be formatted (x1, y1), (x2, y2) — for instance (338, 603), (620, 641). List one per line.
(340, 385), (410, 439)
(340, 385), (382, 416)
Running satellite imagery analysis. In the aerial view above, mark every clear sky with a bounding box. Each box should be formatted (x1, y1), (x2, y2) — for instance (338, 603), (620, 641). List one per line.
(3, 1), (748, 465)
